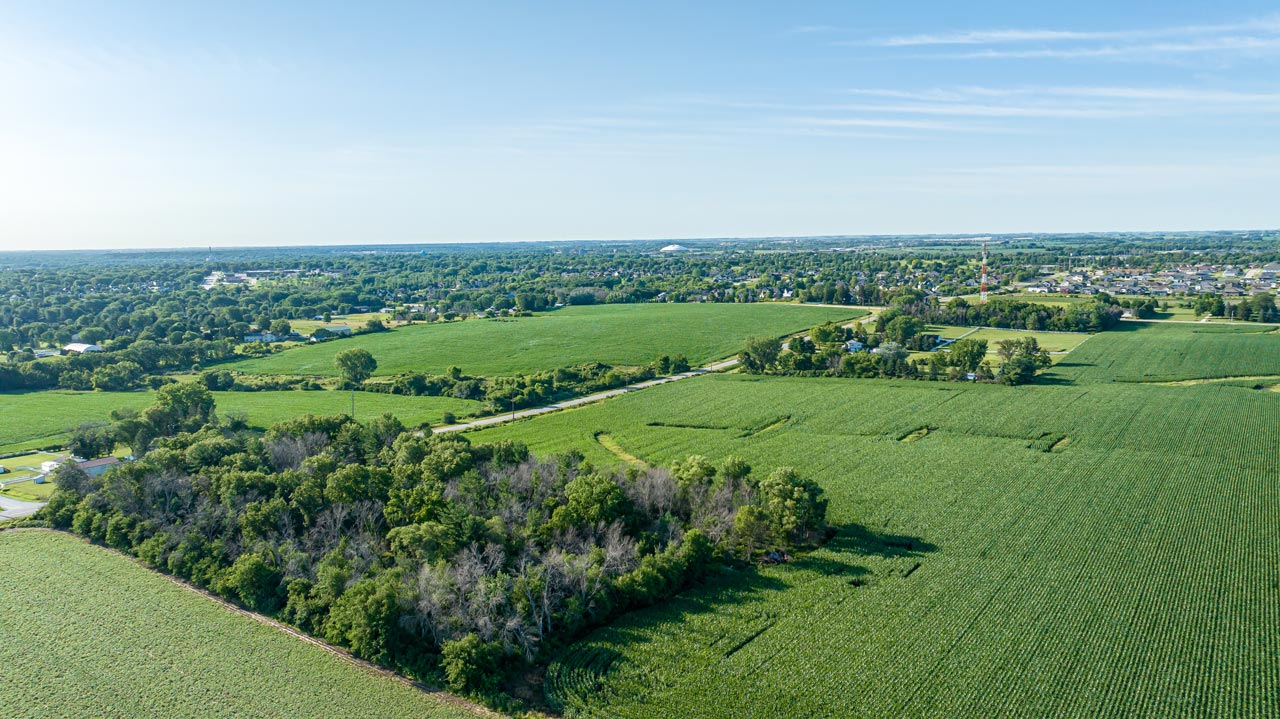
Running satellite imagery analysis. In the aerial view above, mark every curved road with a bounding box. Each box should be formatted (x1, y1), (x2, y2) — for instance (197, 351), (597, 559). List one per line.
(435, 358), (740, 433)
(0, 495), (44, 521)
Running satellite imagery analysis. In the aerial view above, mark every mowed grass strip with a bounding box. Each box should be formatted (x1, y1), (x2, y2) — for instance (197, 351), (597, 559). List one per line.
(233, 303), (865, 377)
(0, 531), (486, 719)
(0, 390), (482, 452)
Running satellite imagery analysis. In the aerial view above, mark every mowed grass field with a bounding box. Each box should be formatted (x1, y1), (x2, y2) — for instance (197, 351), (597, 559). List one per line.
(957, 326), (1093, 353)
(234, 303), (865, 377)
(997, 292), (1097, 306)
(0, 390), (483, 453)
(925, 325), (1094, 353)
(467, 322), (1280, 718)
(0, 531), (486, 719)
(290, 311), (394, 335)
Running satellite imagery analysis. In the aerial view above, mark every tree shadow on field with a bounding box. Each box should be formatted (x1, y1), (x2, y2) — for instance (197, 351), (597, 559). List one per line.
(1032, 373), (1077, 386)
(789, 554), (873, 581)
(543, 525), (935, 710)
(826, 522), (938, 560)
(549, 567), (793, 673)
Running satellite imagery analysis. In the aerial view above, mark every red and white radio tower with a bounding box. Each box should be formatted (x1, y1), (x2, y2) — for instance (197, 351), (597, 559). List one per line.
(979, 242), (989, 303)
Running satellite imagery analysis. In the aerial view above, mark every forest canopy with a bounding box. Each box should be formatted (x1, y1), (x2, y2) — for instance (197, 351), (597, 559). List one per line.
(40, 392), (828, 702)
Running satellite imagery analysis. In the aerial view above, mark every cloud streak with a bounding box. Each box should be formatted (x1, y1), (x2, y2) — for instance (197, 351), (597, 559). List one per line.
(945, 36), (1280, 60)
(843, 14), (1280, 64)
(833, 84), (1280, 120)
(866, 15), (1280, 47)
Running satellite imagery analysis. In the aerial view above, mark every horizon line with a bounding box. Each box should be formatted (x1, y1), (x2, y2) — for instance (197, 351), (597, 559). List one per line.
(0, 226), (1275, 255)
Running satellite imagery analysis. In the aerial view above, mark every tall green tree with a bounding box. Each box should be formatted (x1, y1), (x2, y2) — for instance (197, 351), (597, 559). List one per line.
(740, 336), (782, 373)
(947, 338), (988, 373)
(335, 348), (377, 384)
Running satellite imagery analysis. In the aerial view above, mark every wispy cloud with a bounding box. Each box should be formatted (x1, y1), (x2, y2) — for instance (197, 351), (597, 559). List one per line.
(506, 80), (1280, 152)
(844, 14), (1280, 63)
(947, 36), (1280, 60)
(782, 116), (1017, 133)
(833, 84), (1280, 120)
(865, 15), (1280, 47)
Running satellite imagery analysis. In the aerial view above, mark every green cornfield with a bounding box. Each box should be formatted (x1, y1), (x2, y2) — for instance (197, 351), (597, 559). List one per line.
(0, 530), (488, 719)
(234, 303), (865, 377)
(470, 322), (1280, 718)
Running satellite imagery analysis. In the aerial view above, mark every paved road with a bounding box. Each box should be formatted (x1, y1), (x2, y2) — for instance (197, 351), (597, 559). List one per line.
(434, 358), (740, 434)
(1120, 317), (1280, 326)
(0, 495), (44, 521)
(434, 308), (880, 435)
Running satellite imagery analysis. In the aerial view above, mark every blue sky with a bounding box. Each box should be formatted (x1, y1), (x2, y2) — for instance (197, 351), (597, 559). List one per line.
(1, 1), (1277, 249)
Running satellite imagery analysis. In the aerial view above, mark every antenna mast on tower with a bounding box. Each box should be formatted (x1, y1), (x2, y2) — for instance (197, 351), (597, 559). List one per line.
(980, 242), (989, 303)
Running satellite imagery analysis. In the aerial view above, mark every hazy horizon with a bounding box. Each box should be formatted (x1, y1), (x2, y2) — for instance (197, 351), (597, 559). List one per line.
(2, 226), (1276, 256)
(2, 1), (1277, 251)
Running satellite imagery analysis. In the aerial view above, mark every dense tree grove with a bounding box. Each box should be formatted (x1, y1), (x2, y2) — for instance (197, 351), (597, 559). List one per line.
(365, 356), (689, 415)
(39, 393), (828, 704)
(742, 319), (1053, 386)
(895, 297), (1124, 333)
(1190, 292), (1279, 322)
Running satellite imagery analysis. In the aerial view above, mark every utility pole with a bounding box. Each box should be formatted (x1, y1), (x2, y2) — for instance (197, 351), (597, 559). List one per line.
(980, 242), (989, 304)
(350, 388), (355, 418)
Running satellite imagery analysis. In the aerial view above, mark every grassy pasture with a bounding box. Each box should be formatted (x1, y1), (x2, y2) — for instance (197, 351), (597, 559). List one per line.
(0, 531), (485, 719)
(214, 390), (483, 428)
(1149, 305), (1201, 321)
(0, 477), (57, 501)
(0, 451), (61, 477)
(0, 390), (483, 453)
(957, 326), (1093, 353)
(289, 312), (393, 335)
(467, 322), (1280, 718)
(997, 292), (1097, 306)
(234, 303), (865, 378)
(924, 324), (973, 339)
(0, 390), (153, 452)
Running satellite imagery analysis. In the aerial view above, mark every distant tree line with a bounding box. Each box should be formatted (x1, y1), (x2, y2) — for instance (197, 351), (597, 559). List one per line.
(894, 297), (1123, 333)
(1190, 292), (1278, 322)
(0, 338), (236, 392)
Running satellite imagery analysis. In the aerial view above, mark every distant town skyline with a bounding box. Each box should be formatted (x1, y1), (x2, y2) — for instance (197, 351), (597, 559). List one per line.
(1, 1), (1277, 250)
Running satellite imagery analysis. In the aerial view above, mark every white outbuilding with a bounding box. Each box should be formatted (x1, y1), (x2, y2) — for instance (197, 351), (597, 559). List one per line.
(62, 343), (103, 354)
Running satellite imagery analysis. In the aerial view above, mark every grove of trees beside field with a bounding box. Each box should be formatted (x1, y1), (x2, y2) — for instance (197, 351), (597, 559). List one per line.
(741, 321), (1052, 385)
(37, 388), (828, 707)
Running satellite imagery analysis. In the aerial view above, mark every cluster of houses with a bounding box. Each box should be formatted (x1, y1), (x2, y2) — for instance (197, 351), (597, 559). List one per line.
(200, 268), (342, 290)
(1023, 263), (1280, 298)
